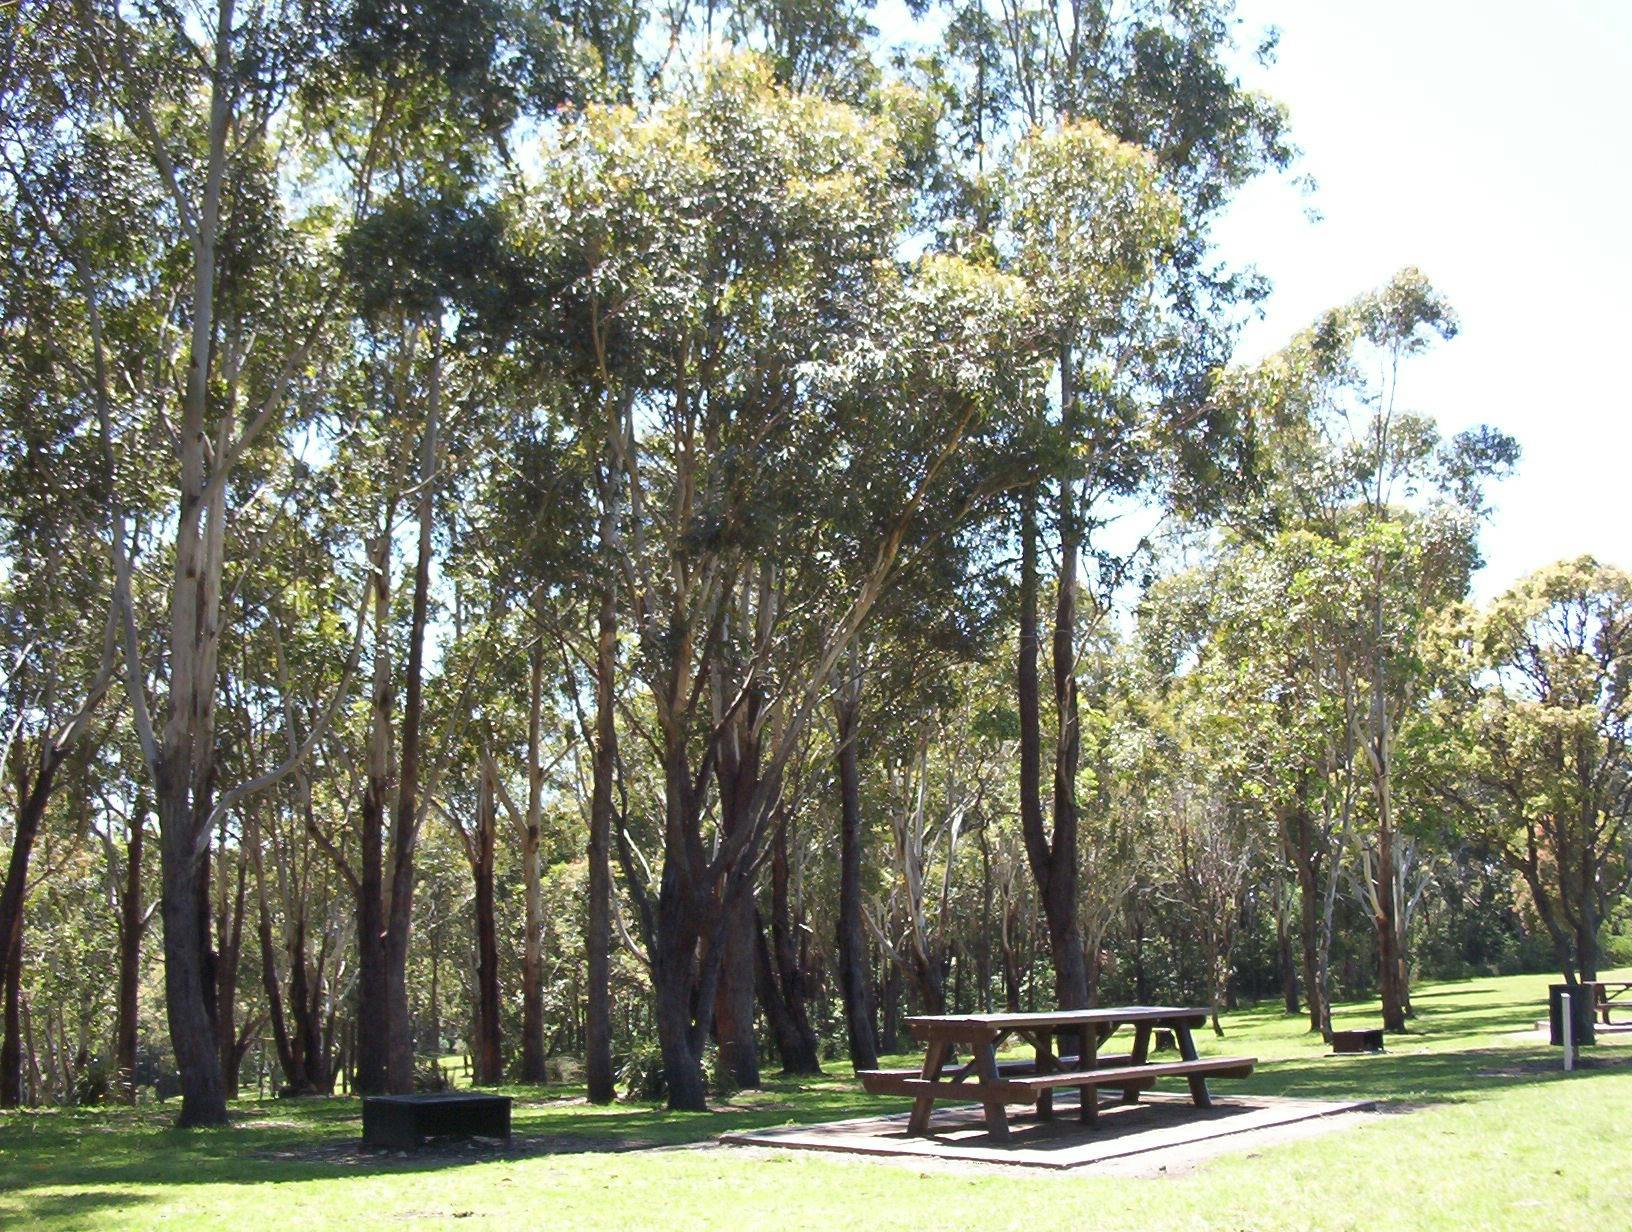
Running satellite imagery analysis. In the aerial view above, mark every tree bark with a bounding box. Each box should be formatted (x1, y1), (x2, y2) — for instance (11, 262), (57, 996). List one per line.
(385, 336), (440, 1093)
(585, 577), (618, 1101)
(647, 728), (727, 1111)
(354, 534), (393, 1095)
(1373, 825), (1407, 1032)
(216, 853), (247, 1096)
(751, 816), (823, 1075)
(518, 635), (549, 1086)
(711, 693), (762, 1092)
(833, 671), (878, 1071)
(115, 801), (145, 1103)
(1, 918), (21, 1108)
(0, 755), (59, 1106)
(1017, 488), (1090, 1011)
(712, 890), (760, 1090)
(471, 765), (502, 1085)
(159, 787), (228, 1126)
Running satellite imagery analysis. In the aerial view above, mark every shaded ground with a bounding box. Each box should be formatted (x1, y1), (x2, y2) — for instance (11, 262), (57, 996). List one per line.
(721, 1089), (1373, 1171)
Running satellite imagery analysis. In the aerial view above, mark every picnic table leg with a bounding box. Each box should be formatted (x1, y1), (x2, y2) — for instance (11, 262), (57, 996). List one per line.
(1175, 1022), (1212, 1109)
(1077, 1025), (1098, 1125)
(1122, 1022), (1153, 1105)
(907, 1038), (949, 1136)
(1034, 1032), (1056, 1121)
(972, 1037), (1011, 1141)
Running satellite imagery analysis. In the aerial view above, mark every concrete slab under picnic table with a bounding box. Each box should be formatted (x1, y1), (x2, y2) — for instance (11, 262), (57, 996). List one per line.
(719, 1090), (1373, 1171)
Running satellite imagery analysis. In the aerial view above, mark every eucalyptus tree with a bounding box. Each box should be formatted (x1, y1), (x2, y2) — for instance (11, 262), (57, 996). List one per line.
(302, 0), (611, 1094)
(997, 121), (1179, 1009)
(1457, 558), (1632, 988)
(1148, 537), (1351, 1035)
(0, 0), (395, 1124)
(1216, 269), (1517, 1031)
(923, 0), (1290, 1010)
(0, 250), (121, 1107)
(527, 57), (1044, 1107)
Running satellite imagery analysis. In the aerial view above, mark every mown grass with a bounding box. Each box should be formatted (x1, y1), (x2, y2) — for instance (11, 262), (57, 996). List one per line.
(2, 967), (1627, 1231)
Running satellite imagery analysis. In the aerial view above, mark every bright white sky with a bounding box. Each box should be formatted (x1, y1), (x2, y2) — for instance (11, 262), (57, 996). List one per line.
(873, 0), (1632, 600)
(1215, 0), (1632, 599)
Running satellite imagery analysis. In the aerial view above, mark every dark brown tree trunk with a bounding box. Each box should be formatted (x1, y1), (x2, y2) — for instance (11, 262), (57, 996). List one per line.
(471, 769), (502, 1085)
(756, 821), (822, 1075)
(386, 376), (438, 1094)
(355, 777), (389, 1094)
(652, 901), (708, 1109)
(833, 679), (878, 1071)
(216, 855), (247, 1096)
(1290, 798), (1324, 1034)
(1, 919), (20, 1108)
(878, 958), (901, 1053)
(713, 891), (760, 1090)
(585, 474), (619, 1103)
(115, 803), (145, 1103)
(711, 700), (762, 1092)
(1016, 488), (1090, 1011)
(1048, 355), (1089, 1011)
(652, 737), (711, 1111)
(1375, 827), (1407, 1032)
(1278, 915), (1300, 1015)
(256, 892), (295, 1090)
(0, 756), (57, 1107)
(158, 780), (228, 1126)
(519, 636), (548, 1087)
(354, 530), (393, 1096)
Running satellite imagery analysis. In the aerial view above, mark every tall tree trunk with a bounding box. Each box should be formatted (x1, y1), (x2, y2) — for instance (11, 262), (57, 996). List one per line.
(354, 537), (392, 1095)
(585, 578), (618, 1101)
(1290, 797), (1324, 1034)
(0, 757), (58, 1106)
(518, 636), (548, 1086)
(385, 336), (440, 1093)
(712, 890), (760, 1090)
(650, 735), (713, 1111)
(652, 903), (708, 1109)
(833, 669), (878, 1071)
(1274, 869), (1300, 1015)
(471, 767), (502, 1085)
(1, 918), (21, 1108)
(1047, 346), (1089, 1011)
(1374, 826), (1406, 1032)
(1017, 488), (1089, 1011)
(754, 820), (822, 1075)
(216, 854), (247, 1096)
(711, 696), (762, 1092)
(159, 791), (228, 1126)
(877, 957), (901, 1053)
(115, 801), (145, 1103)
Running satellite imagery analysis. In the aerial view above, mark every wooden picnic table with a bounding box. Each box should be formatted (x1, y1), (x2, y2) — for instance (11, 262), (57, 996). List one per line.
(1595, 981), (1632, 1025)
(859, 1005), (1255, 1141)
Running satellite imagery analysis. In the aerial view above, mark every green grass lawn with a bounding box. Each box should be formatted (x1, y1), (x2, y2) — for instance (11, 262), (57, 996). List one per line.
(4, 969), (1628, 1231)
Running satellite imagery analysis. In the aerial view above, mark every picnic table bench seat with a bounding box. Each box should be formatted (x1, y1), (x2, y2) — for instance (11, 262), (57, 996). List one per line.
(859, 1054), (1254, 1102)
(862, 1006), (1256, 1141)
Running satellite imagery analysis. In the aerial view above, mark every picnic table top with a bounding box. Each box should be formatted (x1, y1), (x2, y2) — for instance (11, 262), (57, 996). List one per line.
(907, 1005), (1207, 1033)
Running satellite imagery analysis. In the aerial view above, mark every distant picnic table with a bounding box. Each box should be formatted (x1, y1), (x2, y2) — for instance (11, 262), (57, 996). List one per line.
(860, 1005), (1255, 1141)
(1596, 981), (1632, 1026)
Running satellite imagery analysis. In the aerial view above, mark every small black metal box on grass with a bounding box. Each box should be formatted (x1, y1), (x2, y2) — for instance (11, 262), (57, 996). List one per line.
(1548, 983), (1599, 1047)
(1329, 1028), (1385, 1055)
(362, 1093), (512, 1149)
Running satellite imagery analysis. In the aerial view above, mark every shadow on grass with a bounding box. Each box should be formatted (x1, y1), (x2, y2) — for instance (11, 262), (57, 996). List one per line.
(7, 1051), (1630, 1199)
(11, 1189), (152, 1222)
